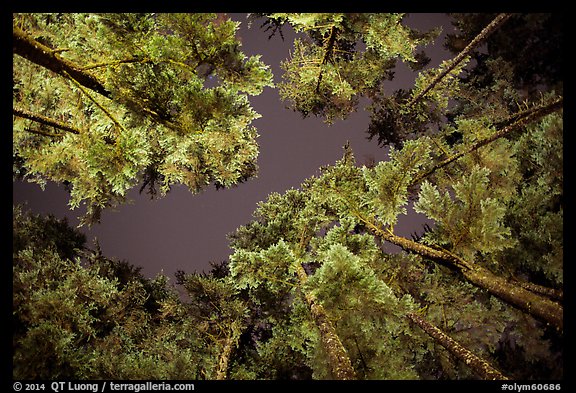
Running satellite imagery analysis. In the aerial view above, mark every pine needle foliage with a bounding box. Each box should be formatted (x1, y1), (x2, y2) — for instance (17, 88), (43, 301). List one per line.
(265, 13), (438, 124)
(13, 13), (273, 225)
(13, 12), (563, 380)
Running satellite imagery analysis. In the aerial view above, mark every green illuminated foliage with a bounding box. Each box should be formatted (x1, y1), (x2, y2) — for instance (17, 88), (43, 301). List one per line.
(13, 13), (273, 224)
(13, 206), (212, 379)
(414, 165), (514, 260)
(13, 12), (563, 381)
(363, 138), (432, 227)
(267, 13), (437, 123)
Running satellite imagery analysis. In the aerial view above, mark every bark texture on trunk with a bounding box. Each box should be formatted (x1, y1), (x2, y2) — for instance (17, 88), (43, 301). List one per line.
(361, 218), (563, 331)
(462, 267), (563, 330)
(295, 265), (357, 380)
(215, 333), (234, 380)
(407, 312), (509, 380)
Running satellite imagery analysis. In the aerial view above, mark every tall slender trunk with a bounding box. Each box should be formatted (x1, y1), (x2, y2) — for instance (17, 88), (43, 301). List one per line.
(407, 312), (509, 380)
(215, 333), (234, 380)
(295, 264), (357, 380)
(408, 13), (512, 107)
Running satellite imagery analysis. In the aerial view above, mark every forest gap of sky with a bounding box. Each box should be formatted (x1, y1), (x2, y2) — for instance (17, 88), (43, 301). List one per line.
(13, 13), (453, 279)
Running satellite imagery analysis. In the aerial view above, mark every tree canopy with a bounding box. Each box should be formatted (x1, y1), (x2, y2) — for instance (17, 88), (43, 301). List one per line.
(13, 13), (273, 225)
(12, 12), (563, 381)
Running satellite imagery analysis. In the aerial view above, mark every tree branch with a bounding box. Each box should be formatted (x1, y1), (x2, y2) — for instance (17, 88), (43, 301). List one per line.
(315, 25), (338, 93)
(22, 128), (64, 138)
(355, 213), (563, 331)
(13, 26), (111, 98)
(13, 107), (81, 135)
(413, 96), (563, 185)
(83, 56), (197, 73)
(82, 57), (149, 70)
(64, 71), (127, 136)
(407, 312), (509, 380)
(407, 13), (512, 107)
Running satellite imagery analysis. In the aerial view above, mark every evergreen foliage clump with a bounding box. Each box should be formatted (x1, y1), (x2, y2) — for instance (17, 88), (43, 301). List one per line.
(13, 13), (273, 225)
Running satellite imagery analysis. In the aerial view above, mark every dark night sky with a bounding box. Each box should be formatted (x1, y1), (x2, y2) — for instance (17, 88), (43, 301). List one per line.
(12, 13), (454, 280)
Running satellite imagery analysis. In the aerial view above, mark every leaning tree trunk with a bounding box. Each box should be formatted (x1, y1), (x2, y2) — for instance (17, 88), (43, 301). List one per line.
(407, 312), (509, 380)
(295, 264), (357, 380)
(361, 219), (563, 331)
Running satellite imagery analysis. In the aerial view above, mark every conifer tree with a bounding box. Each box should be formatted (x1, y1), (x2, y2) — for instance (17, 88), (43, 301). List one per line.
(256, 13), (438, 124)
(13, 13), (273, 224)
(228, 190), (358, 379)
(229, 110), (562, 377)
(175, 269), (249, 380)
(406, 13), (511, 107)
(228, 14), (564, 371)
(227, 147), (519, 379)
(13, 206), (214, 379)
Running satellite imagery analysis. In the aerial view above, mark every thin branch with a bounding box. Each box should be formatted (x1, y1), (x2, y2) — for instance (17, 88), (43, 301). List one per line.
(82, 57), (150, 70)
(407, 13), (512, 107)
(302, 23), (338, 31)
(257, 272), (297, 288)
(23, 128), (64, 138)
(13, 107), (81, 135)
(512, 279), (563, 302)
(413, 96), (563, 185)
(64, 71), (128, 135)
(315, 25), (338, 93)
(83, 57), (196, 73)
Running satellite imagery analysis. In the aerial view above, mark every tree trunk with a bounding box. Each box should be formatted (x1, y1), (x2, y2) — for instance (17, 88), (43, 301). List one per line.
(13, 26), (111, 98)
(215, 333), (234, 380)
(295, 264), (357, 380)
(407, 312), (509, 380)
(408, 13), (512, 107)
(462, 267), (563, 330)
(512, 279), (563, 302)
(360, 218), (563, 331)
(347, 96), (564, 331)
